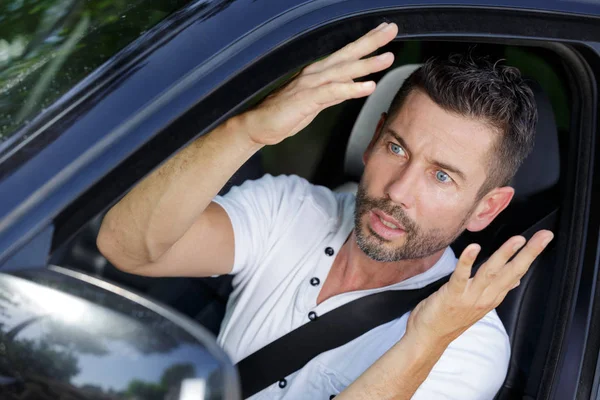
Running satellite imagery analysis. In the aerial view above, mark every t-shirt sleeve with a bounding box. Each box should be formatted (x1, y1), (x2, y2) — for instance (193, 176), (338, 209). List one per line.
(212, 173), (310, 281)
(411, 311), (511, 400)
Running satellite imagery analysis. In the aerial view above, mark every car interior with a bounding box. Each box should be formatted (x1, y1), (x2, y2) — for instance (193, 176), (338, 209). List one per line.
(49, 39), (569, 399)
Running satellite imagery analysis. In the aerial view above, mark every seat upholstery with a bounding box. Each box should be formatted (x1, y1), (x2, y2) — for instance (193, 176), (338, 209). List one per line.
(339, 63), (561, 398)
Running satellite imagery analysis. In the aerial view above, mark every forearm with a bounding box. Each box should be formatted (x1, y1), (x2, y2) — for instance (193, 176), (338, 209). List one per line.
(97, 114), (263, 270)
(337, 332), (450, 400)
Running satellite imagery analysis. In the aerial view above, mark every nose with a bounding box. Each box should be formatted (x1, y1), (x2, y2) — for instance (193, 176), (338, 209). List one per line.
(385, 163), (419, 209)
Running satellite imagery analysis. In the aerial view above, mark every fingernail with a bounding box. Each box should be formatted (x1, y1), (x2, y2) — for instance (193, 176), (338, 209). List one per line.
(375, 22), (388, 31)
(377, 52), (392, 61)
(470, 245), (481, 258)
(542, 233), (554, 247)
(513, 239), (525, 251)
(383, 23), (395, 32)
(362, 81), (375, 89)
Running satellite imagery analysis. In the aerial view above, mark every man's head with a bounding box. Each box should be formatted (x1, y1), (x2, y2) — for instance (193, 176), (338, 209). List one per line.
(355, 53), (538, 262)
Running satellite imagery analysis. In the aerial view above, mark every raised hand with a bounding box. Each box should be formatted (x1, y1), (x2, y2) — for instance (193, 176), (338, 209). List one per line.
(240, 22), (398, 146)
(407, 230), (554, 345)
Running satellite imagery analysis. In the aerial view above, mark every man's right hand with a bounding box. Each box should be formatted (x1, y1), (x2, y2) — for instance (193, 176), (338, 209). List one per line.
(240, 22), (398, 146)
(98, 22), (398, 278)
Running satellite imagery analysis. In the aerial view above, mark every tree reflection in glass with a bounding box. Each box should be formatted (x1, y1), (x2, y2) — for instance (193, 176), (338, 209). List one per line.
(0, 271), (225, 399)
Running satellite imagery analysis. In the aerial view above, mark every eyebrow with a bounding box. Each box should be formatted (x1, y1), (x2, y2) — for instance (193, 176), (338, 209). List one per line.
(384, 128), (467, 182)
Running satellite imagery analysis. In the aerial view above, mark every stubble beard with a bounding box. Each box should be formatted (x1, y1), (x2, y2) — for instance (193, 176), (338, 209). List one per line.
(353, 182), (471, 262)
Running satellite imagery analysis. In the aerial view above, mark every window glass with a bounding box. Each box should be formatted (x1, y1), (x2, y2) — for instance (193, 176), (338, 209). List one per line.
(0, 0), (193, 146)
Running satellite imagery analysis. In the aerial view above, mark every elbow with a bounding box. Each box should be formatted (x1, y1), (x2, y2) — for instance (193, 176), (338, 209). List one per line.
(96, 217), (139, 274)
(96, 225), (115, 264)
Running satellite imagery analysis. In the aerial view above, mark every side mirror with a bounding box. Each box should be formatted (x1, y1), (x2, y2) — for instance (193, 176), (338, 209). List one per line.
(0, 266), (240, 399)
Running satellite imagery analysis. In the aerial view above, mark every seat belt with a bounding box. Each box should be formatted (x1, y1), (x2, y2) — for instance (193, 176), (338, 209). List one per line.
(236, 275), (450, 398)
(237, 209), (558, 399)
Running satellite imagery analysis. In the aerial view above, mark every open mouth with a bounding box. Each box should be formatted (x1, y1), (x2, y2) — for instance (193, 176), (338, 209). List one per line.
(379, 216), (400, 229)
(368, 210), (406, 240)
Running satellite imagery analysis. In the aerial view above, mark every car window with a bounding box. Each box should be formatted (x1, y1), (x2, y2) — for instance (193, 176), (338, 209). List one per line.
(0, 0), (193, 149)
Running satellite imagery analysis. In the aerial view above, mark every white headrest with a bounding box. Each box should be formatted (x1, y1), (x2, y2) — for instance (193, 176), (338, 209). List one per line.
(344, 64), (422, 179)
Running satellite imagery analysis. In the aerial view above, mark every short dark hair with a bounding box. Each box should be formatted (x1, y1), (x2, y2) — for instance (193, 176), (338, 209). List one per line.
(387, 54), (538, 197)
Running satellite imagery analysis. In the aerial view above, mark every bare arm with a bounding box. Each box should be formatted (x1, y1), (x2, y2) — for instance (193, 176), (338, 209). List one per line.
(339, 230), (554, 400)
(97, 118), (262, 276)
(97, 23), (398, 277)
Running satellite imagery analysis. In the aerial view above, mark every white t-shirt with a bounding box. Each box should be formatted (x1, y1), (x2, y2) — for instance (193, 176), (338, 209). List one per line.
(213, 174), (510, 400)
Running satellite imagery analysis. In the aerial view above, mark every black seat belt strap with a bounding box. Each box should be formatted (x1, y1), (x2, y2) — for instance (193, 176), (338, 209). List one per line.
(236, 274), (450, 398)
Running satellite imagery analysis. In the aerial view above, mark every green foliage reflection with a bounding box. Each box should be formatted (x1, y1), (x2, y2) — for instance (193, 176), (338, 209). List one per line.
(0, 0), (191, 143)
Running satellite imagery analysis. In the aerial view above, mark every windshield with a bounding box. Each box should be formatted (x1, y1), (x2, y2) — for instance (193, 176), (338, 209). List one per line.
(0, 0), (194, 147)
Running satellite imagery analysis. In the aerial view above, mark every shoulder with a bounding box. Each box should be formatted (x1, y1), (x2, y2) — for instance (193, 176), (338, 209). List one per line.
(228, 174), (351, 219)
(229, 173), (309, 195)
(226, 173), (313, 201)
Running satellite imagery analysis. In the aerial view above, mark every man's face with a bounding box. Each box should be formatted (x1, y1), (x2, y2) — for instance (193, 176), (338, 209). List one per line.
(356, 90), (497, 262)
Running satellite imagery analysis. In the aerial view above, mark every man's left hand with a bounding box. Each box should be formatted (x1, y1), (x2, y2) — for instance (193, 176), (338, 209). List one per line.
(407, 230), (554, 346)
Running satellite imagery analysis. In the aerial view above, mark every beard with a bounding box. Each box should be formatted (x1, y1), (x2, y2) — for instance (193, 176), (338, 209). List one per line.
(353, 182), (472, 262)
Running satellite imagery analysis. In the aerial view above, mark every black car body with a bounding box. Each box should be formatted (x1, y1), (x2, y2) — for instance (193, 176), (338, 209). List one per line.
(0, 0), (599, 399)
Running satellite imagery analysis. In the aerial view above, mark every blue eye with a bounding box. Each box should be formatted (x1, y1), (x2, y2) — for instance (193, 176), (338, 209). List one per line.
(435, 171), (451, 183)
(389, 143), (405, 156)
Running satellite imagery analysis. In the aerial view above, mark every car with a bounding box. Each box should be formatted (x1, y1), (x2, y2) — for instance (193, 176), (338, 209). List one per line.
(0, 0), (599, 399)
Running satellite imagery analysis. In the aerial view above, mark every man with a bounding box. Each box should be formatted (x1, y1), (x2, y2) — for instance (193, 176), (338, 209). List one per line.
(97, 22), (553, 399)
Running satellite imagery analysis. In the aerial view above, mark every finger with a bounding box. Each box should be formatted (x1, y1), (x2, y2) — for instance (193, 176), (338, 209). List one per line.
(494, 230), (554, 291)
(317, 99), (350, 110)
(302, 81), (376, 109)
(489, 278), (522, 310)
(296, 89), (370, 112)
(306, 23), (398, 74)
(325, 23), (397, 68)
(449, 244), (480, 292)
(302, 52), (394, 89)
(472, 235), (526, 290)
(304, 23), (389, 74)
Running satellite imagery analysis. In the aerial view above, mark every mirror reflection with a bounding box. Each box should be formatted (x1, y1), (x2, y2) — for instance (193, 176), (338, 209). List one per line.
(0, 269), (233, 399)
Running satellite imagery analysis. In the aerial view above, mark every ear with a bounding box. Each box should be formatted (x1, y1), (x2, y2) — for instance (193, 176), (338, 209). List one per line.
(465, 186), (515, 232)
(362, 112), (387, 165)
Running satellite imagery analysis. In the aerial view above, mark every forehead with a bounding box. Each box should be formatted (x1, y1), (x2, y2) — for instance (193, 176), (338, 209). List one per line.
(386, 90), (497, 181)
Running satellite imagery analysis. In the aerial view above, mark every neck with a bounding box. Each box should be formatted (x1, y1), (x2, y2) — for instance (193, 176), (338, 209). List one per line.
(317, 232), (445, 305)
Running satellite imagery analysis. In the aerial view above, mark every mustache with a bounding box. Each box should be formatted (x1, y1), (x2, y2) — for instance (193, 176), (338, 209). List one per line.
(358, 191), (418, 234)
